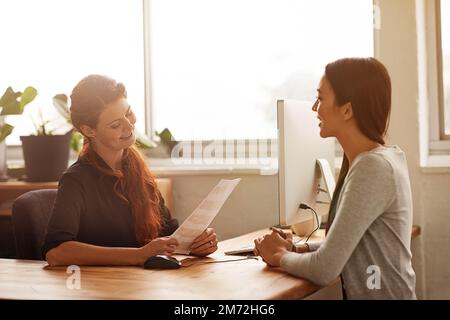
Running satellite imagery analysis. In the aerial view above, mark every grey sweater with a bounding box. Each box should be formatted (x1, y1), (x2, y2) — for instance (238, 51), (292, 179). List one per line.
(281, 145), (416, 299)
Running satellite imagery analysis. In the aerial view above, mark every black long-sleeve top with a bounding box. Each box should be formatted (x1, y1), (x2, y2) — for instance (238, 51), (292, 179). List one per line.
(41, 153), (178, 259)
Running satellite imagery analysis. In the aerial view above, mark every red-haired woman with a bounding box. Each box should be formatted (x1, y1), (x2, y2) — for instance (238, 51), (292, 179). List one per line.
(254, 58), (416, 299)
(42, 75), (217, 266)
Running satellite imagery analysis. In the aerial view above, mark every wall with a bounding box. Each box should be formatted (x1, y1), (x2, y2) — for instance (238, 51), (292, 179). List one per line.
(375, 0), (450, 299)
(162, 173), (279, 241)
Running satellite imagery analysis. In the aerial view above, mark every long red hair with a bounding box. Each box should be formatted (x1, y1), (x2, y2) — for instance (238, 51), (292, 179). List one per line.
(70, 75), (162, 245)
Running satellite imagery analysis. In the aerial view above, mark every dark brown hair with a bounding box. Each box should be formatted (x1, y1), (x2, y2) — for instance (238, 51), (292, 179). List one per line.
(324, 58), (392, 233)
(70, 74), (162, 245)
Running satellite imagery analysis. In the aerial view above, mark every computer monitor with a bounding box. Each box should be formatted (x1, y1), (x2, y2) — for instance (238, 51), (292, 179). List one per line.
(277, 99), (335, 232)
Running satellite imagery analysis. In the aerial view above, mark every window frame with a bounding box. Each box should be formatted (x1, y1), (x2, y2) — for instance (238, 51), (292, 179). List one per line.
(142, 0), (374, 149)
(7, 0), (374, 173)
(436, 0), (450, 141)
(143, 0), (154, 141)
(429, 0), (450, 153)
(5, 0), (148, 163)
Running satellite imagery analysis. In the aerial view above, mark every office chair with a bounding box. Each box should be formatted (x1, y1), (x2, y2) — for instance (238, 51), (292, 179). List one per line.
(11, 189), (57, 260)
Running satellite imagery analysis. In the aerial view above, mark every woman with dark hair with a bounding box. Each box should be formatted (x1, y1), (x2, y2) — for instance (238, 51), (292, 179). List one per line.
(254, 58), (416, 299)
(42, 75), (218, 266)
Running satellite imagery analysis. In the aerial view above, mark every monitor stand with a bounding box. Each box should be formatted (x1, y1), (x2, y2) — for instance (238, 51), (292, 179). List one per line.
(316, 158), (335, 199)
(273, 158), (335, 230)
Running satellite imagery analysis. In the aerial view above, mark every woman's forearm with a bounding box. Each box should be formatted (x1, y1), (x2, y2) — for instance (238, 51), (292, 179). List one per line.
(45, 241), (146, 267)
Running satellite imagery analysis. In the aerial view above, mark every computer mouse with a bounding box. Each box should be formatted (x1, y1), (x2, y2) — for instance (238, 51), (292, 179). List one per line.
(144, 255), (182, 269)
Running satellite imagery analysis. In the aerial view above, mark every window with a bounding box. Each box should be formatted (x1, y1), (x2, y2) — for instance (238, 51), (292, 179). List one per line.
(147, 0), (374, 140)
(439, 0), (450, 137)
(0, 0), (145, 145)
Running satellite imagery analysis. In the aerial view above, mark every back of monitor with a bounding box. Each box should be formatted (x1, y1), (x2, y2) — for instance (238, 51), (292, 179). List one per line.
(277, 99), (335, 226)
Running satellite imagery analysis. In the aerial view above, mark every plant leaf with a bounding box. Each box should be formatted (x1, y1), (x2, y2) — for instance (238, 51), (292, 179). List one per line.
(0, 123), (14, 142)
(156, 128), (174, 144)
(53, 94), (70, 121)
(135, 129), (157, 149)
(70, 131), (83, 153)
(19, 86), (38, 112)
(0, 87), (21, 115)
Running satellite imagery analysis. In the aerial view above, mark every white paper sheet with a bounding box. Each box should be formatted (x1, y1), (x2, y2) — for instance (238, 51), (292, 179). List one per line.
(172, 178), (241, 254)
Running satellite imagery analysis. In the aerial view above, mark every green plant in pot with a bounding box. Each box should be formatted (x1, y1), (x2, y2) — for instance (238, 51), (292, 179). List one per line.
(20, 93), (80, 182)
(156, 128), (177, 150)
(141, 128), (177, 158)
(0, 86), (38, 181)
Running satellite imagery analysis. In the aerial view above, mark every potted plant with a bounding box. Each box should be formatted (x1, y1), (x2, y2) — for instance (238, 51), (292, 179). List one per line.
(0, 86), (38, 180)
(144, 128), (177, 158)
(156, 128), (177, 150)
(20, 94), (78, 182)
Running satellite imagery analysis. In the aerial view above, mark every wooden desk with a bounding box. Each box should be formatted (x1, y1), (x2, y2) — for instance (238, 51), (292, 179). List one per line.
(0, 225), (421, 300)
(0, 229), (329, 300)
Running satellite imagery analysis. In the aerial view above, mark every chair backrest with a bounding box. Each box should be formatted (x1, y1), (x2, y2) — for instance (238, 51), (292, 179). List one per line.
(11, 189), (57, 260)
